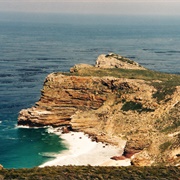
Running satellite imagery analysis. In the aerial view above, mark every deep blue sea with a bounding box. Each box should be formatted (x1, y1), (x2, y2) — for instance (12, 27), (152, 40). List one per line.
(0, 13), (180, 168)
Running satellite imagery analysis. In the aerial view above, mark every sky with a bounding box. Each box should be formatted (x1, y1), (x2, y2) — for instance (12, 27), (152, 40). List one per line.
(0, 0), (180, 15)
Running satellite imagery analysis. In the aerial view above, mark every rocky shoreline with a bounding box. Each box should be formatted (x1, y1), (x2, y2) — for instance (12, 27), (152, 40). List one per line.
(18, 53), (180, 166)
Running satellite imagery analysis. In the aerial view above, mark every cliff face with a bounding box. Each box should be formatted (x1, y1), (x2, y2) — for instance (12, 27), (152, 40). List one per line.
(18, 54), (180, 166)
(18, 74), (111, 127)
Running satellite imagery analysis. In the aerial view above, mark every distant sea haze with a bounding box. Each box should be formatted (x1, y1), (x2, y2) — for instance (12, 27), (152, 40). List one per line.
(0, 13), (179, 168)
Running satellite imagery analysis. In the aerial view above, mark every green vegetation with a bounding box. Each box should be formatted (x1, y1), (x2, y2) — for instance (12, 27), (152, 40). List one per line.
(161, 118), (180, 133)
(64, 68), (168, 80)
(159, 141), (172, 153)
(121, 101), (154, 112)
(63, 66), (179, 84)
(152, 79), (179, 102)
(0, 166), (180, 180)
(155, 102), (180, 133)
(118, 57), (135, 65)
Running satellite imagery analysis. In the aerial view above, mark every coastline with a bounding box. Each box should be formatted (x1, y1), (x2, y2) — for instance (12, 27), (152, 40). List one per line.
(40, 130), (131, 167)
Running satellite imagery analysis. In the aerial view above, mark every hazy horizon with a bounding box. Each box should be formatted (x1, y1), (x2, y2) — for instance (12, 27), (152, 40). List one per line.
(1, 12), (180, 26)
(0, 0), (180, 16)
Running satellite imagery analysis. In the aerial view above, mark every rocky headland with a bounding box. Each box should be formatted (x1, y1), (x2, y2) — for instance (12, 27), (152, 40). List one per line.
(18, 53), (180, 166)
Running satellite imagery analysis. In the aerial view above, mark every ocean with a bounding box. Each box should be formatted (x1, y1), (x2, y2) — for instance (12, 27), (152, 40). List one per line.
(0, 13), (180, 168)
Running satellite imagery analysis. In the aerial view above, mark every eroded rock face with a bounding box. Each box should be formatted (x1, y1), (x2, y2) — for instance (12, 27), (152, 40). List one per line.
(18, 54), (180, 166)
(18, 73), (155, 127)
(18, 74), (111, 127)
(131, 150), (154, 166)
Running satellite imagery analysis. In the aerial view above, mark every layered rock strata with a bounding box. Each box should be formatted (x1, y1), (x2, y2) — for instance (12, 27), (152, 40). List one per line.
(18, 53), (180, 166)
(18, 74), (111, 127)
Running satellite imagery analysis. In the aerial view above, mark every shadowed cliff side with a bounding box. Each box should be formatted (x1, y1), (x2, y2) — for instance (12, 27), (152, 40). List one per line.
(18, 53), (180, 166)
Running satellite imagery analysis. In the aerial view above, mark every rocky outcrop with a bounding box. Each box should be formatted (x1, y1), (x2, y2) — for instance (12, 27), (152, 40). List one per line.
(18, 74), (111, 127)
(95, 53), (146, 70)
(18, 53), (180, 166)
(70, 64), (94, 73)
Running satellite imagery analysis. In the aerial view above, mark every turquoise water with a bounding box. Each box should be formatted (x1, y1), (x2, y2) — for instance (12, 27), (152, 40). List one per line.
(0, 13), (180, 168)
(0, 125), (67, 168)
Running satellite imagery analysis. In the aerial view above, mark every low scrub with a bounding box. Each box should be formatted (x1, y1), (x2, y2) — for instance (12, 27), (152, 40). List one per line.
(121, 101), (154, 113)
(0, 166), (180, 180)
(159, 141), (172, 153)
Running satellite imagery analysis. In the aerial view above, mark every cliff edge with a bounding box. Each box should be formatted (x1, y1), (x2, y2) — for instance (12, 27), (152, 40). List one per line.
(18, 53), (180, 166)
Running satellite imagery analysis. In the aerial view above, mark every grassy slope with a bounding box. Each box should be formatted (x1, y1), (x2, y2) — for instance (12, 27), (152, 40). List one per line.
(63, 67), (179, 81)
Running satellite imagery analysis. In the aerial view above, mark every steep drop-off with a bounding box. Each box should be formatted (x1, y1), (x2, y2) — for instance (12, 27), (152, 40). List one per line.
(18, 53), (180, 166)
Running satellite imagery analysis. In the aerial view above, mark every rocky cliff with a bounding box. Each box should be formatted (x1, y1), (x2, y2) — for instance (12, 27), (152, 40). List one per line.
(18, 53), (180, 166)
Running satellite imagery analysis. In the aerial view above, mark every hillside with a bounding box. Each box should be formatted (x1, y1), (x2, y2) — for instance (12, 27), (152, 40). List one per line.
(18, 53), (180, 166)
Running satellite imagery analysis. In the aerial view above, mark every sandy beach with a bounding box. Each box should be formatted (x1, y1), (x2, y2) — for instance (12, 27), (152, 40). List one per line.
(40, 130), (131, 167)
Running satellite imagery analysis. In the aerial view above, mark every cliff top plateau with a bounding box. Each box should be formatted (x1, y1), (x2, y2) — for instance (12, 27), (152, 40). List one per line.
(18, 53), (180, 166)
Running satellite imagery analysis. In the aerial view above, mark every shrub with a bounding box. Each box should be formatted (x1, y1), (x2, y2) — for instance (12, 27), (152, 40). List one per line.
(159, 141), (172, 152)
(121, 101), (142, 111)
(121, 101), (154, 113)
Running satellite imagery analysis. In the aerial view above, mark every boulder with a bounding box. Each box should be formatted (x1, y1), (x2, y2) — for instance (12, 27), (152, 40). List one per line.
(111, 156), (126, 160)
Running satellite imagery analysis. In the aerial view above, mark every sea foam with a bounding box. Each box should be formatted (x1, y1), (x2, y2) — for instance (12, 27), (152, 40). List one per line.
(40, 131), (131, 167)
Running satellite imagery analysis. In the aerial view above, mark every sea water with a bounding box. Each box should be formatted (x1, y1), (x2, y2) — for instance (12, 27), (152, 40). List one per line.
(0, 13), (180, 168)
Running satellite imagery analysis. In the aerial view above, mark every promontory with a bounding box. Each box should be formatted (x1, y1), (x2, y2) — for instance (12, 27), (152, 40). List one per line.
(18, 53), (180, 166)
